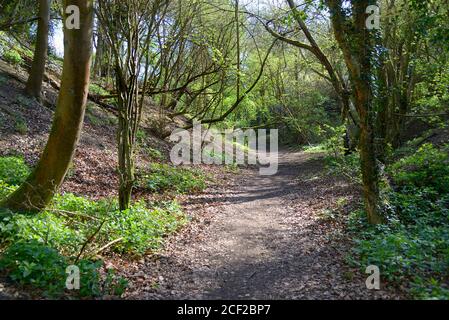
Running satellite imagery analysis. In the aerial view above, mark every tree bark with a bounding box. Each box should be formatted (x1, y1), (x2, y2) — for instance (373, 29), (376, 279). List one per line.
(326, 0), (384, 224)
(1, 0), (94, 214)
(25, 0), (50, 100)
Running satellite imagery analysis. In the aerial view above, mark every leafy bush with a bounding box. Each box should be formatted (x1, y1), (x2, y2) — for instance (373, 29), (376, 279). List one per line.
(2, 49), (22, 66)
(0, 156), (31, 186)
(138, 163), (206, 194)
(0, 241), (68, 297)
(325, 153), (361, 183)
(16, 95), (34, 108)
(303, 144), (327, 154)
(0, 212), (85, 256)
(317, 125), (363, 183)
(89, 83), (109, 96)
(85, 103), (117, 126)
(0, 180), (17, 200)
(349, 211), (449, 299)
(146, 147), (165, 161)
(349, 144), (449, 299)
(0, 241), (103, 298)
(14, 118), (28, 135)
(104, 201), (187, 255)
(389, 144), (449, 193)
(0, 193), (187, 257)
(0, 193), (183, 297)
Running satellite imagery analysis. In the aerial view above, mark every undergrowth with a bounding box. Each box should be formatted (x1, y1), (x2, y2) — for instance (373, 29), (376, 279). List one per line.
(137, 163), (207, 194)
(342, 144), (449, 299)
(0, 157), (188, 298)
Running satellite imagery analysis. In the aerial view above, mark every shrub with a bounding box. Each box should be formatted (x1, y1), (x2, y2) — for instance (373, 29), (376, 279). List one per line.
(0, 241), (105, 298)
(104, 201), (187, 255)
(0, 192), (185, 296)
(89, 83), (109, 96)
(0, 180), (17, 200)
(0, 241), (68, 297)
(348, 144), (449, 299)
(349, 214), (449, 299)
(325, 153), (362, 183)
(146, 147), (165, 161)
(2, 49), (22, 66)
(14, 118), (28, 135)
(16, 95), (34, 108)
(0, 156), (31, 186)
(389, 144), (449, 194)
(0, 212), (85, 257)
(138, 163), (207, 194)
(0, 193), (186, 257)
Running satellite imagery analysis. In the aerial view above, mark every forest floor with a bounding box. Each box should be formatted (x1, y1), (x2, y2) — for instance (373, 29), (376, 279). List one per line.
(122, 152), (404, 300)
(0, 60), (405, 300)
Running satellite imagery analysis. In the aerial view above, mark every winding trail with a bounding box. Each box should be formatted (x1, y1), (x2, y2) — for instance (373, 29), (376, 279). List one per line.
(125, 151), (401, 300)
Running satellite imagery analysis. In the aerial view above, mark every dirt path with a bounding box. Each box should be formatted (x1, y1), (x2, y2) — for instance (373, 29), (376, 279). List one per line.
(125, 152), (401, 300)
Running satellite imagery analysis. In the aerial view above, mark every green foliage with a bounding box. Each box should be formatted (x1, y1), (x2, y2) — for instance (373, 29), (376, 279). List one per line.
(136, 129), (147, 143)
(389, 144), (449, 193)
(138, 163), (207, 194)
(0, 193), (187, 257)
(0, 156), (30, 186)
(321, 125), (362, 183)
(85, 103), (117, 127)
(303, 144), (327, 154)
(146, 147), (165, 161)
(16, 95), (34, 108)
(0, 190), (185, 297)
(0, 241), (68, 297)
(89, 83), (109, 96)
(14, 117), (28, 135)
(325, 153), (361, 183)
(349, 144), (449, 299)
(2, 48), (22, 66)
(0, 180), (17, 200)
(0, 241), (103, 298)
(0, 74), (7, 85)
(349, 207), (449, 299)
(104, 201), (187, 255)
(0, 211), (84, 256)
(103, 268), (129, 296)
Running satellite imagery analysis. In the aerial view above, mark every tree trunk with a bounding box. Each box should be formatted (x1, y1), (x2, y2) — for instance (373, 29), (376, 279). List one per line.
(326, 0), (384, 224)
(117, 94), (136, 211)
(1, 0), (94, 214)
(93, 31), (104, 79)
(25, 0), (50, 100)
(115, 66), (139, 211)
(358, 90), (383, 224)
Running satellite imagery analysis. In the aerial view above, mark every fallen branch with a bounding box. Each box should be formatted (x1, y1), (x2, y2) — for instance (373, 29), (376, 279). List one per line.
(94, 237), (124, 256)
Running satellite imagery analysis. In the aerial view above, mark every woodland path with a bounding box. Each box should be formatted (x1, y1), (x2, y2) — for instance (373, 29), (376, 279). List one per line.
(125, 151), (402, 300)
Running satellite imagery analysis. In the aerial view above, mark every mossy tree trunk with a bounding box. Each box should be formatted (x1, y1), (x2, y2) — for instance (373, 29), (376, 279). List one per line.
(1, 0), (94, 214)
(25, 0), (50, 100)
(116, 69), (139, 211)
(326, 0), (384, 224)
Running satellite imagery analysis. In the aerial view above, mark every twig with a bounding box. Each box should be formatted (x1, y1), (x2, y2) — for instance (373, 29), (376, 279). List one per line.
(75, 220), (106, 263)
(93, 238), (124, 256)
(48, 209), (102, 222)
